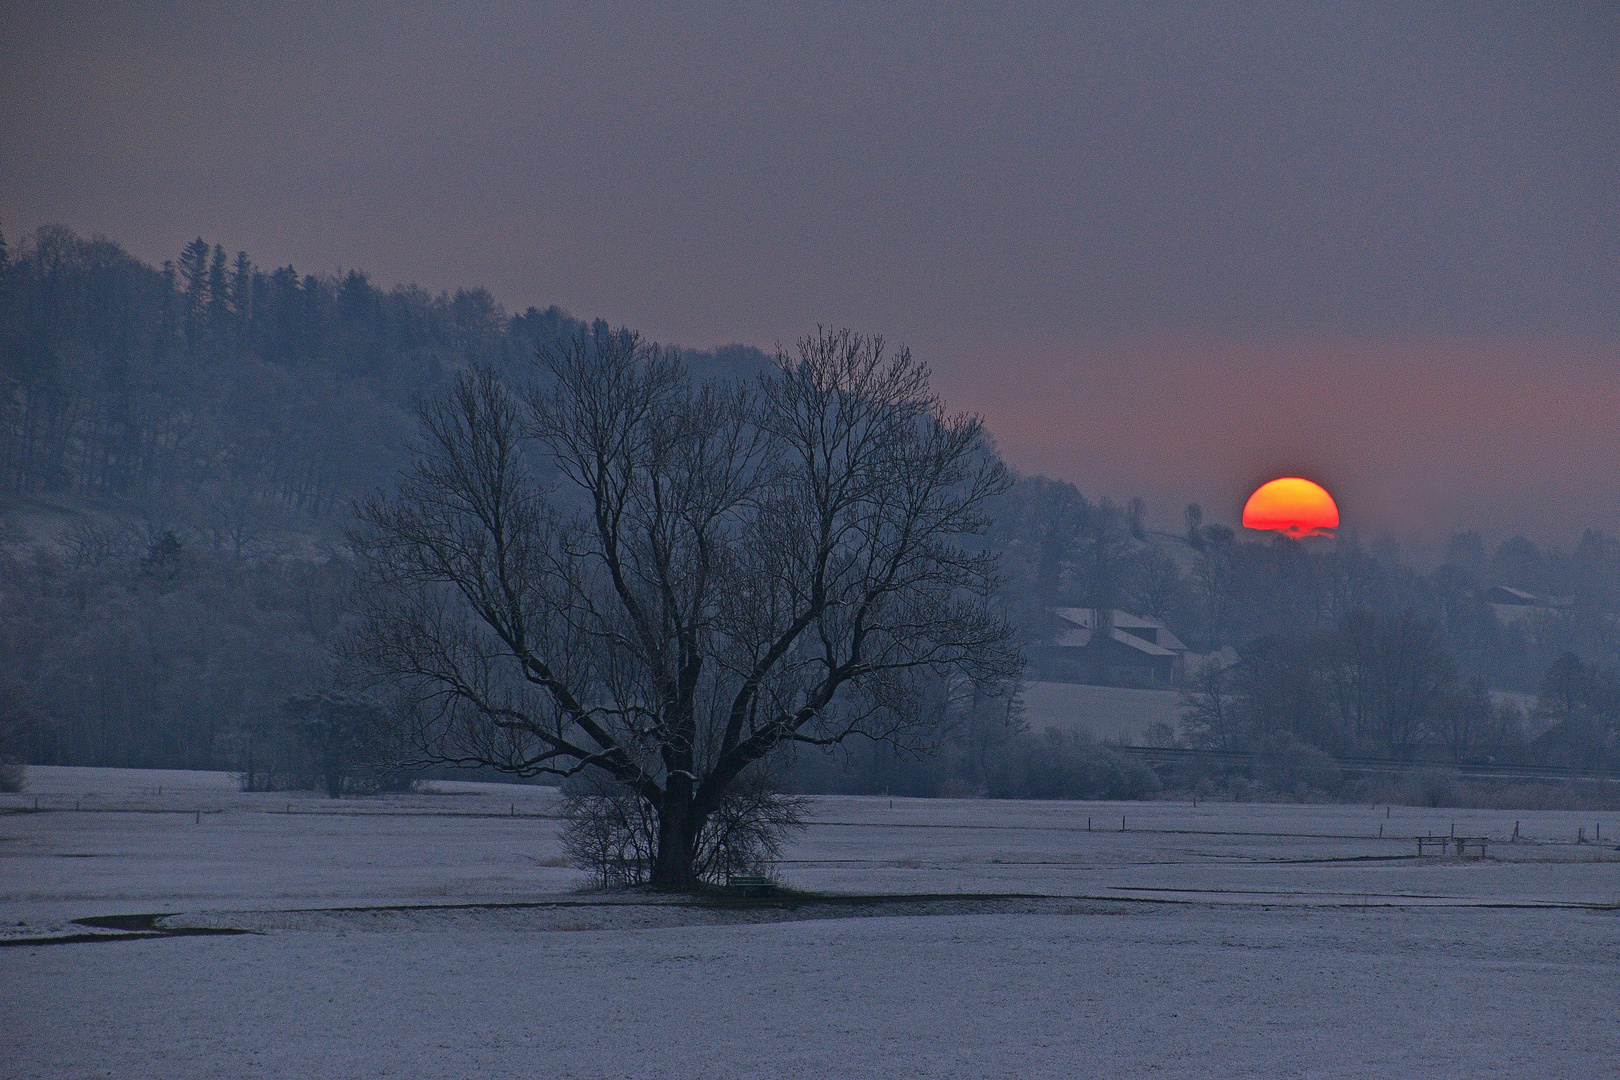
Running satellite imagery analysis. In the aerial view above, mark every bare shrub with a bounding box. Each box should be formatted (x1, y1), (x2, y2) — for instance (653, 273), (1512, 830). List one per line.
(1143, 720), (1180, 748)
(697, 772), (808, 883)
(1254, 736), (1343, 801)
(0, 758), (23, 793)
(1354, 775), (1620, 812)
(1477, 780), (1620, 812)
(560, 773), (657, 889)
(984, 729), (1161, 800)
(562, 769), (806, 889)
(1410, 768), (1460, 808)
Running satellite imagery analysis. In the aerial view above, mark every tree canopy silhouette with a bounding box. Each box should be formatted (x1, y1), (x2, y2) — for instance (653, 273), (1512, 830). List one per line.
(351, 327), (1019, 888)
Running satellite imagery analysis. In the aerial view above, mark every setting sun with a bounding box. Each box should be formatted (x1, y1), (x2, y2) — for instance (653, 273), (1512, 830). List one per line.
(1242, 477), (1339, 537)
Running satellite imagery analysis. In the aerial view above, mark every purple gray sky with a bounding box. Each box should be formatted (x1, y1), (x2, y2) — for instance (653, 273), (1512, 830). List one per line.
(4, 2), (1617, 547)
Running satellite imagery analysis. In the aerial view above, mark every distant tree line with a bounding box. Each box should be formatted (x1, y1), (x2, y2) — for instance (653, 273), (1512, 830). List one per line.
(1178, 611), (1523, 763)
(987, 472), (1620, 690)
(5, 223), (1620, 801)
(0, 522), (344, 770)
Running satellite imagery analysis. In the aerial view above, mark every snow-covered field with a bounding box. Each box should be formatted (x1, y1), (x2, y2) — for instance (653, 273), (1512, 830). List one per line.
(1019, 680), (1182, 742)
(3, 766), (1619, 1078)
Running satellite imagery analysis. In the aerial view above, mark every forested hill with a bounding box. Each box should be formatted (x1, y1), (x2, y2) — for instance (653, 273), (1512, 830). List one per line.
(6, 224), (1620, 779)
(0, 225), (771, 531)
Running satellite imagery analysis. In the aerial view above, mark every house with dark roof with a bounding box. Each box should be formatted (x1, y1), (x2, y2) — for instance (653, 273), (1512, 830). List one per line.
(1485, 585), (1573, 628)
(1032, 607), (1191, 686)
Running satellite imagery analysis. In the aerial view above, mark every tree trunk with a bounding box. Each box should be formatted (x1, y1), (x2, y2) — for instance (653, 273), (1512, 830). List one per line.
(650, 783), (700, 890)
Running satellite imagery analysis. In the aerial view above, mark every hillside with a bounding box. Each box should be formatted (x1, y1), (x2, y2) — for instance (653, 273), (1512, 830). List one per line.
(0, 225), (771, 555)
(5, 225), (1620, 782)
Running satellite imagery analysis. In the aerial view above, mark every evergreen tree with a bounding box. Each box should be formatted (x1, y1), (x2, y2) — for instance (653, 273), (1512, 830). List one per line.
(207, 243), (229, 347)
(177, 237), (210, 351)
(229, 251), (253, 346)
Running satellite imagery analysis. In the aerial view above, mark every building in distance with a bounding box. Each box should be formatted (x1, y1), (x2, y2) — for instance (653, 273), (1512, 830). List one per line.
(1033, 607), (1192, 687)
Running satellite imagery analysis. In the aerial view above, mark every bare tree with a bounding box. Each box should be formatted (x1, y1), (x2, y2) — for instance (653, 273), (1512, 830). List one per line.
(1179, 658), (1237, 750)
(350, 328), (1019, 888)
(282, 691), (390, 798)
(1433, 677), (1491, 764)
(1126, 545), (1186, 623)
(1328, 610), (1454, 758)
(1183, 502), (1205, 550)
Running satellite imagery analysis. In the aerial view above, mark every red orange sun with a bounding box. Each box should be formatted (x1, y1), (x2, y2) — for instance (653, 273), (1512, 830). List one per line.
(1242, 477), (1339, 537)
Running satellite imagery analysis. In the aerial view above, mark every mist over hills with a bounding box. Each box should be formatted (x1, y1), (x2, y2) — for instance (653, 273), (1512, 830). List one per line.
(4, 224), (1620, 787)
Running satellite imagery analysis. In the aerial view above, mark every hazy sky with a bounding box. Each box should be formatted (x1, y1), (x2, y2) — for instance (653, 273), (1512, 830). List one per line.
(4, 2), (1617, 547)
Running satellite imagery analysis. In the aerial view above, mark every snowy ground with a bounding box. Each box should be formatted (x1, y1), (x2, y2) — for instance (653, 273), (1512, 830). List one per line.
(3, 767), (1619, 1078)
(1018, 680), (1182, 742)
